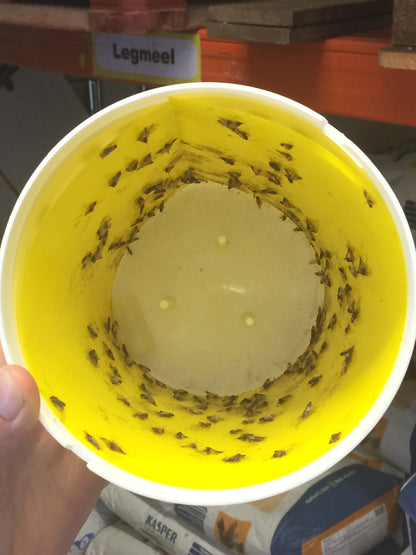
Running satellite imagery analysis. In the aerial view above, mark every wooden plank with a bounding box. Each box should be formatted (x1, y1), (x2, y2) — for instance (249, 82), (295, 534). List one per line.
(0, 3), (89, 30)
(391, 0), (416, 47)
(379, 45), (416, 69)
(208, 0), (393, 28)
(207, 14), (391, 44)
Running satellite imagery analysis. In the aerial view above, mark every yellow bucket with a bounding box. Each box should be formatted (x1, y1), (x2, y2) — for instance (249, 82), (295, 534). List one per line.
(1, 83), (415, 505)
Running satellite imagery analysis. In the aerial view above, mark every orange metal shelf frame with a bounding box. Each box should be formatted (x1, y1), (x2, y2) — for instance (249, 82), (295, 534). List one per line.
(0, 3), (415, 127)
(199, 29), (416, 127)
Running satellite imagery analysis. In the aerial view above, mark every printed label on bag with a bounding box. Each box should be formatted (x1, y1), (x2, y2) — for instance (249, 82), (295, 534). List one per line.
(320, 505), (388, 555)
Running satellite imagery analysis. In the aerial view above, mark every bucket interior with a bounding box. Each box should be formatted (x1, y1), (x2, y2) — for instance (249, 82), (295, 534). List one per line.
(5, 89), (409, 495)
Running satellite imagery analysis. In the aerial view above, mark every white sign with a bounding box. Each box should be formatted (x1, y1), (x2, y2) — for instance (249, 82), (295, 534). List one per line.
(94, 33), (200, 83)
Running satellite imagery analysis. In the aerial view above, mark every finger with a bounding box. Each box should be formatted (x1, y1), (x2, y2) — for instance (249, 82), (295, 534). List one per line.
(0, 342), (6, 367)
(0, 364), (40, 451)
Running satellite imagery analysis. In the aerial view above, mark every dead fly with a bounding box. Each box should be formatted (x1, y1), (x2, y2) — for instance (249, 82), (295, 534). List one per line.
(126, 159), (138, 172)
(301, 402), (313, 420)
(100, 438), (126, 454)
(228, 171), (241, 189)
(122, 344), (134, 367)
(267, 172), (281, 186)
(117, 396), (130, 407)
(50, 396), (66, 411)
(173, 389), (188, 401)
(104, 317), (111, 333)
(281, 197), (294, 208)
(111, 320), (121, 341)
(137, 125), (155, 143)
(85, 432), (100, 450)
(199, 422), (211, 428)
(320, 341), (328, 354)
(88, 349), (99, 367)
(277, 150), (293, 161)
(358, 257), (369, 276)
(109, 239), (126, 251)
(127, 227), (139, 246)
(85, 201), (97, 215)
(205, 391), (219, 400)
(240, 393), (267, 416)
(261, 187), (278, 195)
(203, 447), (223, 455)
(339, 267), (347, 281)
(152, 427), (164, 435)
(315, 271), (330, 286)
(308, 375), (322, 387)
(81, 252), (93, 268)
(133, 411), (148, 420)
(259, 414), (275, 423)
(280, 213), (288, 221)
(108, 171), (121, 188)
(142, 371), (154, 384)
(263, 378), (275, 390)
(100, 144), (117, 158)
(109, 365), (122, 385)
(222, 395), (237, 408)
(249, 165), (262, 176)
(285, 168), (302, 183)
(348, 265), (358, 278)
(146, 206), (156, 219)
(340, 346), (354, 374)
(157, 411), (174, 418)
(188, 408), (203, 415)
(217, 118), (248, 140)
(181, 168), (201, 184)
(141, 393), (156, 406)
(97, 218), (111, 246)
(330, 432), (341, 444)
(327, 313), (337, 330)
(269, 160), (281, 172)
(337, 284), (352, 306)
(138, 153), (153, 169)
(306, 219), (317, 235)
(238, 433), (265, 442)
(182, 443), (197, 449)
(221, 156), (235, 165)
(103, 342), (115, 360)
(159, 201), (165, 213)
(280, 142), (293, 150)
(255, 196), (262, 209)
(242, 418), (255, 425)
(348, 300), (360, 324)
(364, 190), (374, 208)
(158, 138), (177, 154)
(87, 324), (98, 338)
(278, 394), (292, 405)
(230, 429), (243, 435)
(223, 454), (245, 463)
(272, 450), (287, 458)
(344, 246), (355, 263)
(175, 432), (188, 439)
(136, 196), (145, 214)
(207, 415), (221, 423)
(345, 324), (351, 334)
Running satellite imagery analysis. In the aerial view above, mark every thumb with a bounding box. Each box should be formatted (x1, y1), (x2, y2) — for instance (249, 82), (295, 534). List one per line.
(0, 365), (40, 450)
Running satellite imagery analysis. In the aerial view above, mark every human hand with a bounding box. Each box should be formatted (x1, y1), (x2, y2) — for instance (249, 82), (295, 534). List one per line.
(0, 343), (106, 555)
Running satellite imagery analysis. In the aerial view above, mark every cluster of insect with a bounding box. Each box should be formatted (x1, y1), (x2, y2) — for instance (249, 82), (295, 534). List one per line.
(51, 115), (374, 464)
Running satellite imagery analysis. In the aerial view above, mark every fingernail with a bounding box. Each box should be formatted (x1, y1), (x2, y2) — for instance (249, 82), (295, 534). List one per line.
(0, 371), (24, 421)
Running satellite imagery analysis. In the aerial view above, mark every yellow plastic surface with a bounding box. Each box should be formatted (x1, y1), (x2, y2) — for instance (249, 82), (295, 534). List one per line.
(14, 92), (407, 490)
